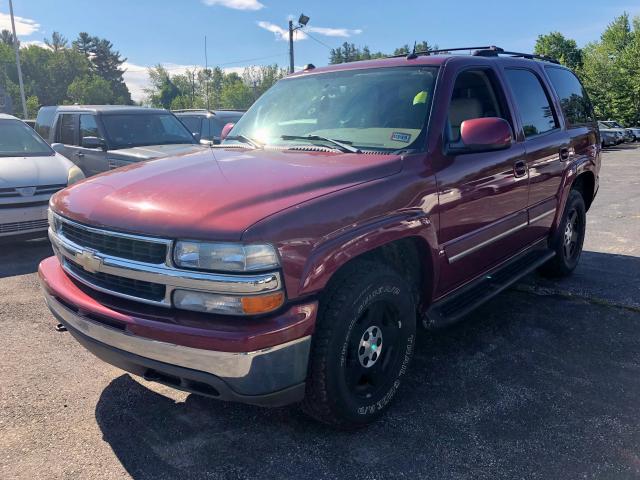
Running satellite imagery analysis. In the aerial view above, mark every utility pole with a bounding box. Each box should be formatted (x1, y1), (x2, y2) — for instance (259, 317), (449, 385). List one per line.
(9, 0), (27, 118)
(204, 35), (210, 110)
(288, 14), (310, 74)
(288, 20), (294, 74)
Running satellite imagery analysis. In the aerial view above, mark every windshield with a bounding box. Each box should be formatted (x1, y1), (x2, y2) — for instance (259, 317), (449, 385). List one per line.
(101, 113), (196, 149)
(226, 66), (438, 151)
(603, 121), (622, 128)
(0, 119), (54, 157)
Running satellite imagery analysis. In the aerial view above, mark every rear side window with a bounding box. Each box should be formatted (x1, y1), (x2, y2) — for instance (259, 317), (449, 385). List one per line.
(80, 114), (99, 146)
(56, 114), (77, 145)
(545, 67), (593, 126)
(35, 107), (57, 140)
(505, 69), (558, 138)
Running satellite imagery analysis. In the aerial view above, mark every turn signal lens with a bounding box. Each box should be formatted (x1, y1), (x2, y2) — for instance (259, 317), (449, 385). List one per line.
(241, 292), (285, 315)
(173, 289), (285, 316)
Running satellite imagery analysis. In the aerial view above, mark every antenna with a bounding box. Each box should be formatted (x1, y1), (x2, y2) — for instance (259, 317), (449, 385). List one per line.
(407, 41), (418, 60)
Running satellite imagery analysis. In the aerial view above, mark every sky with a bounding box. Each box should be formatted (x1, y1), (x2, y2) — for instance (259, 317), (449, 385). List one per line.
(1, 0), (638, 102)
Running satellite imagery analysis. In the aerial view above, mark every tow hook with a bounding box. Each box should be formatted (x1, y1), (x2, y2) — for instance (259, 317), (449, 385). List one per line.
(55, 323), (67, 332)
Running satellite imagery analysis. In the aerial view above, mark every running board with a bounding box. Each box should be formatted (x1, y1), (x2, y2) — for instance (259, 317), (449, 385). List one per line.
(424, 247), (555, 329)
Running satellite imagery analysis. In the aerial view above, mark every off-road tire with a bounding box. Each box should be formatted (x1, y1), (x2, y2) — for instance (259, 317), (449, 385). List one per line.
(301, 260), (416, 428)
(539, 189), (586, 278)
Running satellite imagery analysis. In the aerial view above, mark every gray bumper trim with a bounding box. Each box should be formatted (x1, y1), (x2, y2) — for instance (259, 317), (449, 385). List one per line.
(44, 292), (311, 395)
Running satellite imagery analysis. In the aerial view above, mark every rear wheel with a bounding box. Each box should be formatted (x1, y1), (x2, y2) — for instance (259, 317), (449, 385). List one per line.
(302, 260), (416, 428)
(539, 189), (586, 277)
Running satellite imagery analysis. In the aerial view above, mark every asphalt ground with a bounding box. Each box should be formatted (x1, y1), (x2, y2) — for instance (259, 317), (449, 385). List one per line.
(1, 144), (639, 479)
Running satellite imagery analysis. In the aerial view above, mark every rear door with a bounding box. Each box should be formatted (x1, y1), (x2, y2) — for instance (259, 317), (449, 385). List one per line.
(77, 114), (107, 176)
(502, 67), (567, 237)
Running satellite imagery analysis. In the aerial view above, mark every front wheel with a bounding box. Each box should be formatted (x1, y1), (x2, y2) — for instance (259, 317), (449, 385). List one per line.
(302, 260), (416, 428)
(539, 190), (586, 277)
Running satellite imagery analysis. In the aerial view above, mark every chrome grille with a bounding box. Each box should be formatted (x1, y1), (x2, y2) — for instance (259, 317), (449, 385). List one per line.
(0, 184), (66, 198)
(0, 218), (48, 233)
(60, 221), (167, 264)
(65, 260), (166, 301)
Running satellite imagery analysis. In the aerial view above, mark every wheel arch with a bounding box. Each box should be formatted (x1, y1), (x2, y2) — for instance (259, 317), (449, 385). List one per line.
(571, 170), (596, 211)
(298, 216), (439, 312)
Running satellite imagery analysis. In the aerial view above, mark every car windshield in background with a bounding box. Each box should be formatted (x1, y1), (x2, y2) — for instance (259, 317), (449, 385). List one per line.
(0, 119), (54, 157)
(226, 66), (438, 152)
(101, 114), (195, 149)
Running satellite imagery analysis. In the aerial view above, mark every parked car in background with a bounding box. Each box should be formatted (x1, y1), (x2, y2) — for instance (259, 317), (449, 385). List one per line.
(601, 120), (634, 142)
(35, 106), (204, 177)
(598, 121), (624, 145)
(40, 48), (600, 427)
(174, 109), (245, 144)
(0, 114), (83, 241)
(599, 129), (618, 148)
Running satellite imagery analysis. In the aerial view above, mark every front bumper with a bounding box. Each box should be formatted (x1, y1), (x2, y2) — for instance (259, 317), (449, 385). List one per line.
(39, 256), (317, 406)
(0, 203), (49, 238)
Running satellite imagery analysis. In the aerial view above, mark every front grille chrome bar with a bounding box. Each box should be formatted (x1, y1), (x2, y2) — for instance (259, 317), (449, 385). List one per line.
(49, 215), (282, 308)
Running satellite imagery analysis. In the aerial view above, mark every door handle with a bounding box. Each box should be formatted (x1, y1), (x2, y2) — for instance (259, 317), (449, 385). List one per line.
(559, 148), (570, 161)
(513, 160), (528, 178)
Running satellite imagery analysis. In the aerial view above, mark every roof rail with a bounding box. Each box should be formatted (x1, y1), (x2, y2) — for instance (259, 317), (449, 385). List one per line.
(391, 45), (560, 64)
(473, 46), (560, 64)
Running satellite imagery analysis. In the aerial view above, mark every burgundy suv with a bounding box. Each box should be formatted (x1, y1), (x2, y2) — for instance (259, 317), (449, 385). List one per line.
(40, 47), (600, 428)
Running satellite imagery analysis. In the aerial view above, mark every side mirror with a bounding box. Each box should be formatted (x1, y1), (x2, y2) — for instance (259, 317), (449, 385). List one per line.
(51, 142), (65, 153)
(199, 138), (214, 146)
(82, 136), (106, 150)
(455, 117), (512, 153)
(192, 132), (201, 142)
(220, 122), (235, 142)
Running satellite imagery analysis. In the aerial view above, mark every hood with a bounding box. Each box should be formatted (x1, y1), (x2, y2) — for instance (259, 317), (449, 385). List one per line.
(52, 147), (403, 241)
(0, 153), (73, 188)
(108, 143), (205, 161)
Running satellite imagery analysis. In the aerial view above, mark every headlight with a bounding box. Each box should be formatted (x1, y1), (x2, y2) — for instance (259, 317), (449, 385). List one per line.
(174, 241), (280, 272)
(67, 166), (85, 185)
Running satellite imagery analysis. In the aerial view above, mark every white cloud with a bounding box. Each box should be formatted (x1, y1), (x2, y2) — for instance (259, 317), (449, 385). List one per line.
(0, 12), (40, 36)
(20, 40), (50, 49)
(202, 0), (264, 10)
(257, 21), (362, 42)
(306, 27), (362, 38)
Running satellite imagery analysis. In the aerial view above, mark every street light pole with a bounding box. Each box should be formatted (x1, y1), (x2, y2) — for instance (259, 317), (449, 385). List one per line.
(8, 0), (27, 118)
(288, 14), (310, 74)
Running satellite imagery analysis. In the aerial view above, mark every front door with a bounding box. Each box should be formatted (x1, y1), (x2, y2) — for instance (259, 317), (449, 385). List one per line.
(435, 67), (529, 295)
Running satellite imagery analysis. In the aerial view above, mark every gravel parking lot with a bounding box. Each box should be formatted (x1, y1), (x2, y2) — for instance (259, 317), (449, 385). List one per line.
(1, 145), (639, 480)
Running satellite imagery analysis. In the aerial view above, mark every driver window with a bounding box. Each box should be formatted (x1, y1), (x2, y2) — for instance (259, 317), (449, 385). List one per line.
(447, 69), (507, 143)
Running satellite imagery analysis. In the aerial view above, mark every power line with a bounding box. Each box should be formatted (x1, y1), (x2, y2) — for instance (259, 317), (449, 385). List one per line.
(305, 31), (334, 51)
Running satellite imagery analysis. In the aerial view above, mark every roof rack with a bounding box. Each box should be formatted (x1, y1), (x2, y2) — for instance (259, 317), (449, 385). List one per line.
(392, 45), (560, 64)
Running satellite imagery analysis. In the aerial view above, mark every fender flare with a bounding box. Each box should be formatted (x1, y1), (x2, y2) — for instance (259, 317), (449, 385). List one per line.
(296, 210), (440, 300)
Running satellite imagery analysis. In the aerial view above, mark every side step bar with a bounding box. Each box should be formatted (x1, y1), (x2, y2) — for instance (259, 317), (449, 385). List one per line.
(424, 246), (555, 328)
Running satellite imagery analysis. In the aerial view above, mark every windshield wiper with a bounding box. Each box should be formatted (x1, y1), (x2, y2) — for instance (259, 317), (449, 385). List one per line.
(281, 135), (362, 153)
(224, 135), (263, 149)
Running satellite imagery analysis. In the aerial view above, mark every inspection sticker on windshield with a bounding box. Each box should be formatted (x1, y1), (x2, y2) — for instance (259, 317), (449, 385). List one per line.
(391, 132), (412, 143)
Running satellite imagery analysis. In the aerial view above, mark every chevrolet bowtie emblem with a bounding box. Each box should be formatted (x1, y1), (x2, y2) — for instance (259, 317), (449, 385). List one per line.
(75, 250), (102, 273)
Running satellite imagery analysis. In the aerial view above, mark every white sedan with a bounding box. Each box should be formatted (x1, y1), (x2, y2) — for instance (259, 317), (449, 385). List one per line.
(0, 114), (84, 241)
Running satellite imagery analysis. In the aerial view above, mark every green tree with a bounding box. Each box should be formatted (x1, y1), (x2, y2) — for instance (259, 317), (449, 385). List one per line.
(45, 32), (68, 52)
(26, 95), (40, 118)
(534, 32), (583, 69)
(1, 29), (15, 46)
(67, 75), (114, 104)
(581, 13), (640, 124)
